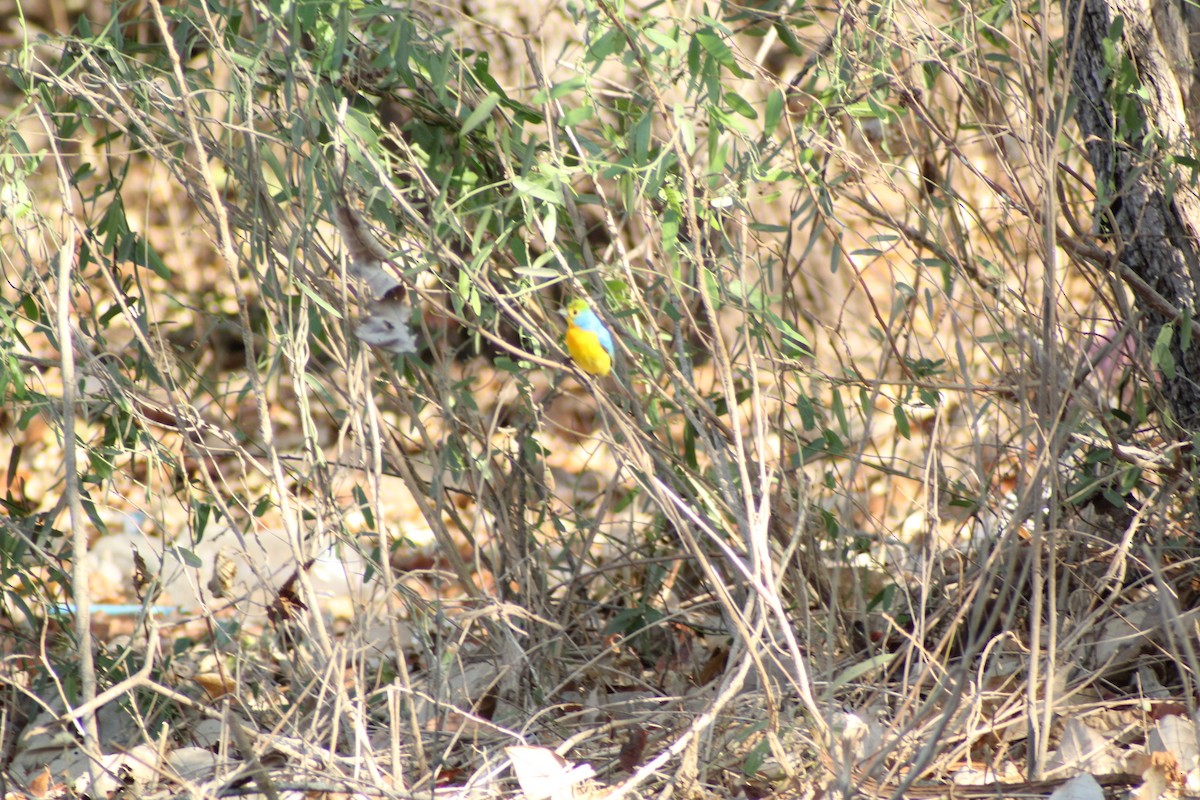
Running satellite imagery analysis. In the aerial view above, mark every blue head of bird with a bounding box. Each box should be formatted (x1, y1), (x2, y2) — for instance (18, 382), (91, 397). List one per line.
(562, 298), (615, 376)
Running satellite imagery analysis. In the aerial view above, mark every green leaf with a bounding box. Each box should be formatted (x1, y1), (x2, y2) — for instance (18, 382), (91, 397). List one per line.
(1119, 466), (1143, 493)
(460, 92), (502, 137)
(352, 483), (375, 529)
(194, 503), (212, 541)
(514, 262), (559, 280)
(743, 738), (771, 776)
(831, 653), (897, 689)
(588, 27), (625, 61)
(133, 235), (171, 279)
(551, 75), (587, 99)
(867, 92), (900, 123)
(534, 76), (586, 105)
(342, 103), (378, 146)
(562, 105), (594, 126)
(725, 91), (757, 119)
(845, 100), (880, 118)
(1152, 323), (1176, 379)
(88, 449), (114, 479)
(471, 50), (508, 98)
(684, 420), (697, 469)
(774, 21), (805, 55)
(764, 89), (783, 133)
(768, 312), (813, 357)
(661, 207), (680, 250)
(694, 28), (747, 77)
(253, 495), (273, 517)
(644, 27), (679, 51)
(632, 112), (653, 157)
(296, 280), (341, 318)
(796, 395), (816, 430)
(831, 389), (848, 435)
(511, 176), (563, 205)
(173, 546), (203, 569)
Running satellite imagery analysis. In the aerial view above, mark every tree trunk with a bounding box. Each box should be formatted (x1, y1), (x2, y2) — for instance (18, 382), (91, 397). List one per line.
(1066, 0), (1200, 433)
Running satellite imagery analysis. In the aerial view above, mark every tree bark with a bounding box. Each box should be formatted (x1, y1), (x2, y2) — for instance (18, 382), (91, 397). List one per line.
(1066, 0), (1200, 433)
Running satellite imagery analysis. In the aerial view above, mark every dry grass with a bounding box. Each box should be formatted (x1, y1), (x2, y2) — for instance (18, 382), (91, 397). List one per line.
(0, 0), (1197, 799)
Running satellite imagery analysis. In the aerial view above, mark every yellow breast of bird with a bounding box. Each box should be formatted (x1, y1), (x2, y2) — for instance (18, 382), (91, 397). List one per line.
(566, 326), (612, 377)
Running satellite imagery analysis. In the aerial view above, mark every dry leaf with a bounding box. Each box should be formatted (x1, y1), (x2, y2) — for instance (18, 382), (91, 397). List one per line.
(1049, 718), (1118, 774)
(1134, 751), (1180, 800)
(356, 301), (417, 354)
(695, 644), (728, 685)
(1149, 714), (1200, 773)
(435, 766), (466, 786)
(266, 559), (314, 626)
(351, 263), (405, 302)
(26, 766), (51, 798)
(193, 671), (237, 700)
(207, 548), (237, 599)
(333, 203), (416, 353)
(132, 547), (151, 601)
(506, 745), (595, 800)
(618, 726), (647, 772)
(334, 204), (391, 266)
(1048, 773), (1105, 800)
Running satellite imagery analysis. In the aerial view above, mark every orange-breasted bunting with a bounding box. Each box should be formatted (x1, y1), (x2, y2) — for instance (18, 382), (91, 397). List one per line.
(563, 299), (614, 377)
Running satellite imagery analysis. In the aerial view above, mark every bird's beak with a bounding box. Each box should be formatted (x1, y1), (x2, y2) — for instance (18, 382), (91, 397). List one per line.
(557, 307), (568, 318)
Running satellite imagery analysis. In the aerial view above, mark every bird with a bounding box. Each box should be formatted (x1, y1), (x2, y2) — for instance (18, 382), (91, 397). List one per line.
(562, 298), (614, 377)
